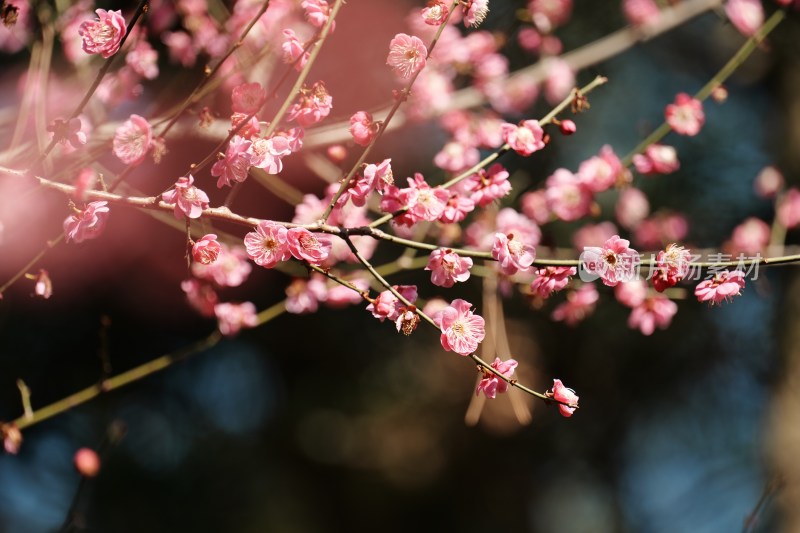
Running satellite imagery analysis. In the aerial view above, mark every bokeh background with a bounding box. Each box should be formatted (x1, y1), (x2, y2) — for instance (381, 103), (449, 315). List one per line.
(1, 1), (800, 532)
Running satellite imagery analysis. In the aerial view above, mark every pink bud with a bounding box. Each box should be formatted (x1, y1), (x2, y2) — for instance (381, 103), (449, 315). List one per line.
(74, 447), (101, 477)
(559, 119), (577, 135)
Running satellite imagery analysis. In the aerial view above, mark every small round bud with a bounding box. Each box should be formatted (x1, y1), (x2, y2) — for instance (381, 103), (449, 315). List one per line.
(711, 85), (728, 103)
(327, 144), (347, 163)
(559, 119), (577, 135)
(74, 447), (101, 477)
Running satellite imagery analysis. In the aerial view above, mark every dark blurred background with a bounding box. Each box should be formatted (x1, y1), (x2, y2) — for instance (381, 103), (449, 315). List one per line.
(1, 1), (799, 532)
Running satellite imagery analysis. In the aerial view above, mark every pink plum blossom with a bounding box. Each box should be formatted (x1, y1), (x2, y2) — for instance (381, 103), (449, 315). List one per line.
(212, 135), (252, 188)
(288, 81), (332, 127)
(665, 93), (705, 136)
(286, 228), (332, 265)
(501, 119), (545, 156)
(726, 217), (770, 255)
(285, 277), (328, 314)
(425, 249), (473, 288)
(543, 57), (575, 104)
(231, 82), (266, 115)
(126, 40), (158, 79)
(628, 296), (678, 335)
(349, 111), (377, 147)
(528, 0), (573, 32)
(520, 190), (550, 225)
(192, 245), (252, 287)
(530, 266), (576, 298)
(433, 299), (486, 356)
(463, 0), (489, 27)
(581, 235), (640, 286)
(777, 188), (800, 228)
(616, 187), (650, 230)
(578, 145), (623, 192)
(64, 201), (110, 243)
(492, 232), (536, 276)
(439, 192), (475, 224)
(244, 220), (290, 268)
(753, 166), (783, 198)
(652, 243), (692, 292)
(79, 9), (126, 58)
(632, 144), (680, 175)
(614, 279), (648, 308)
(694, 270), (746, 305)
(281, 29), (309, 70)
(113, 114), (152, 165)
(549, 379), (579, 417)
(434, 142), (479, 172)
(47, 118), (87, 149)
(302, 0), (335, 31)
(192, 234), (221, 265)
(552, 284), (598, 326)
(387, 33), (428, 78)
(545, 168), (593, 222)
(248, 134), (292, 175)
(162, 175), (209, 219)
(463, 163), (511, 207)
(421, 1), (450, 25)
(367, 285), (418, 322)
(476, 358), (518, 399)
(725, 0), (764, 37)
(215, 302), (258, 336)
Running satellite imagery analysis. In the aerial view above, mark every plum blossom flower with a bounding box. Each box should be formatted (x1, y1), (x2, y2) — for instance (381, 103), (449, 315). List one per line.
(652, 243), (692, 292)
(285, 277), (328, 314)
(777, 188), (800, 228)
(181, 278), (218, 317)
(126, 39), (158, 79)
(528, 0), (573, 32)
(426, 249), (473, 288)
(530, 266), (576, 298)
(492, 232), (536, 276)
(244, 220), (291, 268)
(212, 135), (252, 188)
(421, 1), (450, 25)
(64, 201), (110, 243)
(281, 29), (309, 70)
(462, 0), (489, 27)
(582, 235), (640, 287)
(407, 174), (449, 222)
(215, 302), (258, 336)
(725, 0), (764, 37)
(192, 234), (221, 265)
(79, 9), (126, 58)
(501, 119), (545, 156)
(286, 228), (332, 265)
(349, 111), (377, 147)
(439, 192), (475, 224)
(628, 296), (678, 335)
(387, 33), (427, 79)
(302, 0), (335, 31)
(694, 270), (745, 305)
(545, 168), (593, 222)
(231, 82), (266, 115)
(552, 284), (598, 326)
(248, 134), (292, 175)
(578, 145), (624, 192)
(367, 285), (418, 322)
(476, 358), (518, 399)
(288, 81), (332, 127)
(433, 299), (486, 356)
(753, 166), (783, 199)
(726, 217), (770, 255)
(665, 93), (705, 136)
(192, 245), (252, 287)
(548, 379), (579, 417)
(47, 117), (86, 149)
(162, 175), (209, 219)
(463, 163), (511, 207)
(113, 114), (152, 165)
(616, 187), (650, 230)
(632, 144), (679, 175)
